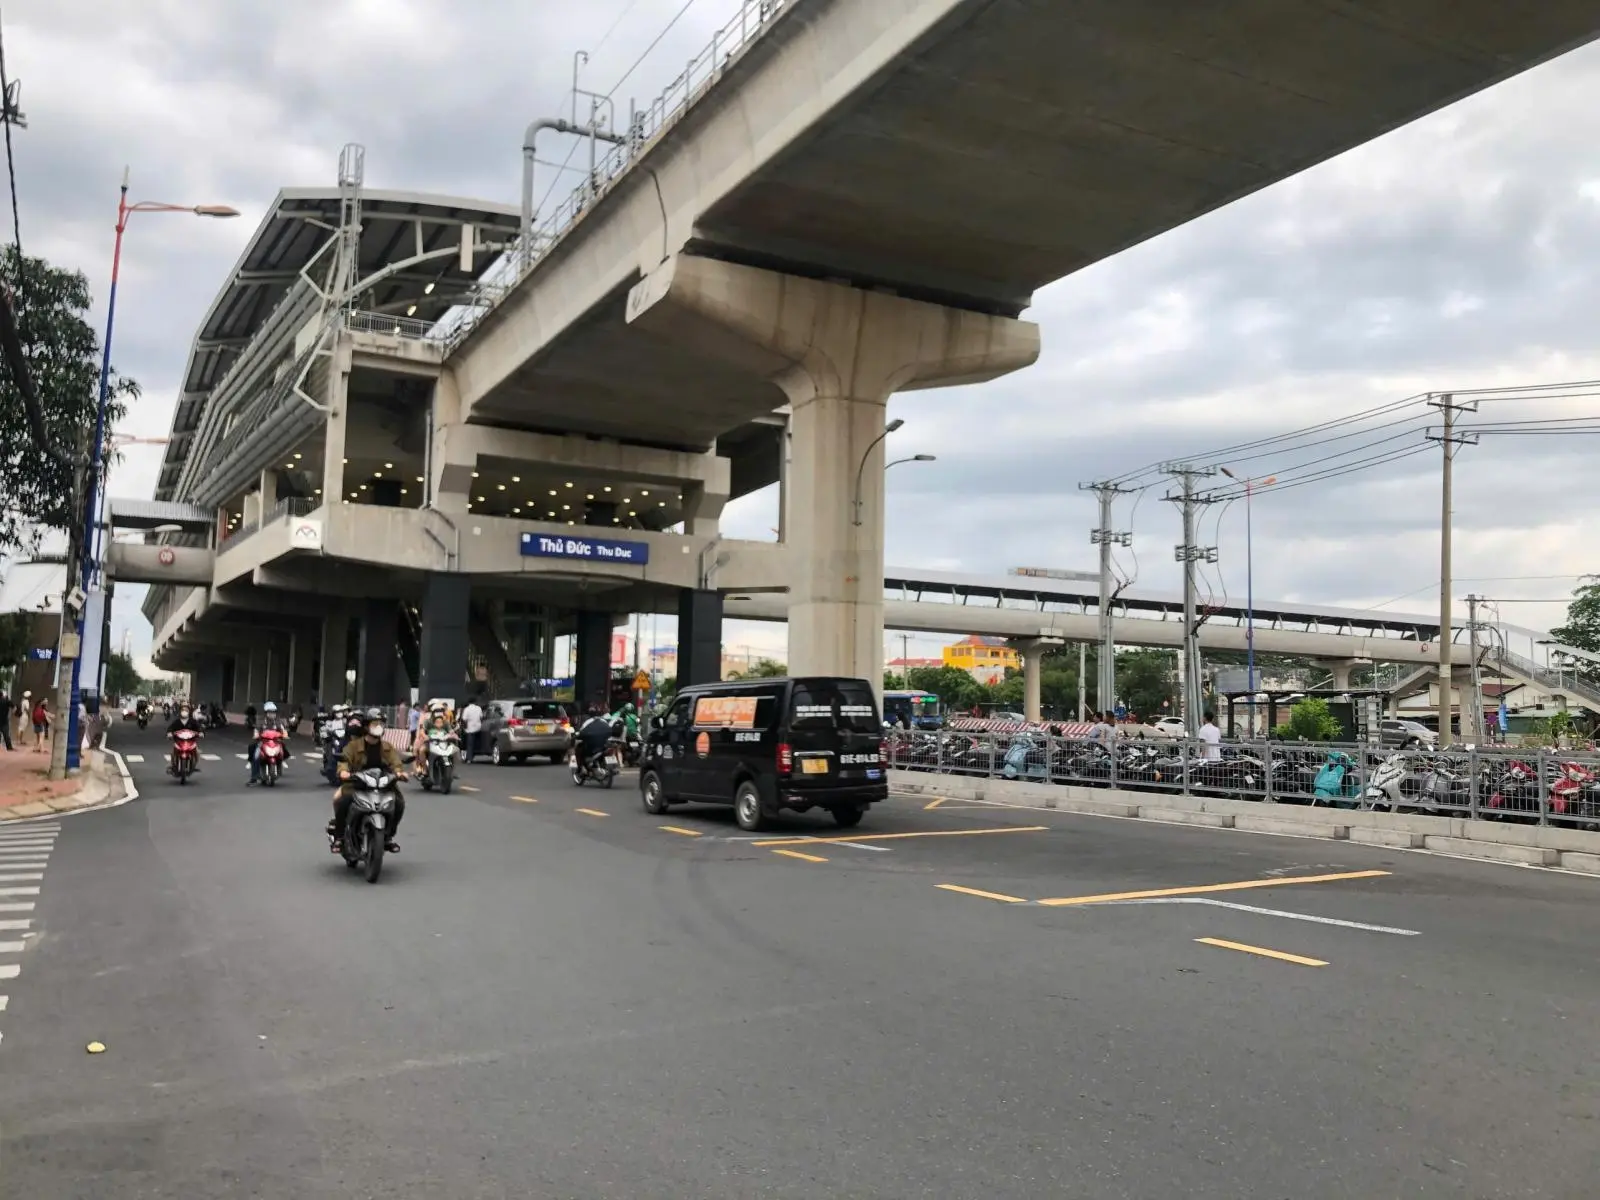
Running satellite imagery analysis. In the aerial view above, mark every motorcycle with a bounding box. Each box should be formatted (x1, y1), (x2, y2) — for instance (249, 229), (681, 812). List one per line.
(321, 724), (350, 785)
(136, 705), (150, 730)
(418, 730), (459, 793)
(1312, 751), (1360, 808)
(170, 729), (201, 784)
(571, 737), (623, 788)
(256, 727), (287, 786)
(336, 767), (401, 883)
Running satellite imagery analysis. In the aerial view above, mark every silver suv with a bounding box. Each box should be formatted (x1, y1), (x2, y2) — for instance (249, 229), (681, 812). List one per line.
(1380, 718), (1437, 749)
(484, 698), (574, 766)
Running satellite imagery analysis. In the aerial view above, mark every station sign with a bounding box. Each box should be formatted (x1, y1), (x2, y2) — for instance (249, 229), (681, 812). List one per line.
(519, 532), (649, 566)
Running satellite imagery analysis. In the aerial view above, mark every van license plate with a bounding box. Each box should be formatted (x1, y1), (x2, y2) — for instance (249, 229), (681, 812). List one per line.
(866, 769), (882, 781)
(801, 758), (829, 775)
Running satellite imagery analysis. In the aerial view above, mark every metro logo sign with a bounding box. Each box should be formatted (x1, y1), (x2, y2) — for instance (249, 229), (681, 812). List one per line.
(519, 533), (649, 565)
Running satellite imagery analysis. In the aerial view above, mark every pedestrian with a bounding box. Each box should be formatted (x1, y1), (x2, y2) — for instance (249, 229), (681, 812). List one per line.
(459, 696), (484, 762)
(0, 688), (11, 751)
(16, 690), (29, 746)
(1199, 709), (1223, 761)
(1089, 711), (1114, 745)
(31, 694), (49, 753)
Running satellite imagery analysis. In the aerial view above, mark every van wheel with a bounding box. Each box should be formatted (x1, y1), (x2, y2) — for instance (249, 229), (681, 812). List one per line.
(734, 781), (766, 832)
(831, 803), (865, 828)
(641, 771), (670, 815)
(491, 743), (504, 766)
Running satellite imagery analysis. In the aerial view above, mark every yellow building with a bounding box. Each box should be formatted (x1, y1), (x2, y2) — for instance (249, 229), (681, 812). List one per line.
(943, 636), (1019, 683)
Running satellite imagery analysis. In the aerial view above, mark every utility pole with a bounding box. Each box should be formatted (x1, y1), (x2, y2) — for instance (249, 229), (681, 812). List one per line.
(1465, 593), (1487, 743)
(1077, 642), (1087, 723)
(1163, 464), (1218, 737)
(1426, 394), (1478, 747)
(1079, 481), (1135, 717)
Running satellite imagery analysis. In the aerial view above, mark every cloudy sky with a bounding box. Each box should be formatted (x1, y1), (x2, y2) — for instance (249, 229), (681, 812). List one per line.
(8, 0), (1600, 677)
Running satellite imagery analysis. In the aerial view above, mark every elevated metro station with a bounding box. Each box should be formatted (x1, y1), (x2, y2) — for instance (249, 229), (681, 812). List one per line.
(125, 0), (1600, 714)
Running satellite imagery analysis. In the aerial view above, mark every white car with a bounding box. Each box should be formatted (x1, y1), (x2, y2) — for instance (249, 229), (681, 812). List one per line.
(1151, 717), (1185, 738)
(121, 696), (145, 719)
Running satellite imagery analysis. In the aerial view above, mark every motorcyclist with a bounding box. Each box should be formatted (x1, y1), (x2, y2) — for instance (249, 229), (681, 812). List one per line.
(411, 703), (458, 778)
(165, 702), (205, 774)
(327, 707), (406, 854)
(573, 704), (614, 773)
(248, 700), (288, 785)
(610, 701), (640, 740)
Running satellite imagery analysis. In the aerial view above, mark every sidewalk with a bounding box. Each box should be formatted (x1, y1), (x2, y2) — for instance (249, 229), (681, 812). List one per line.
(0, 744), (123, 820)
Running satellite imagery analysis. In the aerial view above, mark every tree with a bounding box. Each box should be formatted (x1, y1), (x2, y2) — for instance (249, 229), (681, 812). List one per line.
(883, 670), (906, 691)
(103, 651), (142, 699)
(730, 658), (786, 680)
(0, 246), (138, 556)
(1274, 697), (1341, 742)
(1117, 648), (1177, 721)
(0, 612), (30, 688)
(1552, 577), (1600, 685)
(905, 664), (986, 711)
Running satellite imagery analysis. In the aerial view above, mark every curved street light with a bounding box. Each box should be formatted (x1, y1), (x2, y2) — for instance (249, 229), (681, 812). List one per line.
(851, 421), (936, 527)
(63, 171), (238, 775)
(1219, 466), (1275, 735)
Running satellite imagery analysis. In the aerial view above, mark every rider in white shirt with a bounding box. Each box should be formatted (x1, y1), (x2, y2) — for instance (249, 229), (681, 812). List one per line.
(459, 699), (484, 762)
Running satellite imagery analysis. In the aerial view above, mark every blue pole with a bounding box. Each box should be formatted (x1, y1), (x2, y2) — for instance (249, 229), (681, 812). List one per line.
(64, 177), (128, 772)
(1245, 482), (1255, 738)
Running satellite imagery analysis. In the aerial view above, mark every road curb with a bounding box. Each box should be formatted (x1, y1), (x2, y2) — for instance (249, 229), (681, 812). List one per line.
(0, 747), (139, 824)
(892, 771), (1600, 878)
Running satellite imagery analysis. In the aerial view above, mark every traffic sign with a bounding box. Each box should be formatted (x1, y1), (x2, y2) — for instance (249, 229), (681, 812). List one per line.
(632, 670), (651, 691)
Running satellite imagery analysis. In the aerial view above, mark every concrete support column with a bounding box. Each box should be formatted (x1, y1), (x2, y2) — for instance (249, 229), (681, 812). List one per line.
(321, 340), (353, 504)
(357, 600), (399, 706)
(1325, 660), (1358, 691)
(1020, 642), (1048, 723)
(319, 610), (351, 707)
(681, 474), (727, 538)
(242, 492), (262, 528)
(194, 657), (226, 708)
(259, 469), (278, 518)
(428, 370), (471, 517)
(678, 589), (723, 687)
(574, 612), (612, 710)
(268, 638), (290, 703)
(287, 629), (316, 709)
(626, 255), (1038, 706)
(245, 643), (269, 707)
(418, 574), (471, 704)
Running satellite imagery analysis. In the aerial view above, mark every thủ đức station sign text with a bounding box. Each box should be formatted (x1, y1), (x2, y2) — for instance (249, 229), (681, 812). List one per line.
(520, 532), (650, 565)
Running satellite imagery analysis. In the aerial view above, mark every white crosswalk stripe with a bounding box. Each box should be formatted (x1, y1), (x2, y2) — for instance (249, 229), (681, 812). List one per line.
(125, 754), (145, 763)
(201, 753), (221, 761)
(0, 821), (59, 1042)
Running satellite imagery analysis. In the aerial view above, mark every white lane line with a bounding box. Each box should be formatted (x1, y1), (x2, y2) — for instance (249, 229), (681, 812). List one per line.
(0, 995), (7, 1011)
(125, 754), (145, 763)
(0, 888), (40, 897)
(1105, 897), (1421, 936)
(0, 941), (23, 953)
(0, 903), (35, 912)
(0, 919), (32, 930)
(0, 875), (43, 884)
(0, 842), (56, 850)
(201, 754), (221, 761)
(0, 964), (18, 979)
(235, 753), (248, 760)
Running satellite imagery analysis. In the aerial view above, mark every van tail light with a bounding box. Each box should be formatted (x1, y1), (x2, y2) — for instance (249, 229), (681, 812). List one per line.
(879, 744), (888, 766)
(507, 718), (524, 728)
(777, 742), (793, 775)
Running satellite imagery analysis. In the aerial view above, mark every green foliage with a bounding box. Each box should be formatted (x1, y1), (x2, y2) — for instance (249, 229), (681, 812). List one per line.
(1118, 648), (1177, 720)
(0, 612), (30, 687)
(1273, 697), (1342, 742)
(1552, 577), (1600, 684)
(104, 651), (141, 699)
(883, 670), (906, 691)
(730, 658), (786, 680)
(904, 665), (986, 710)
(0, 246), (138, 554)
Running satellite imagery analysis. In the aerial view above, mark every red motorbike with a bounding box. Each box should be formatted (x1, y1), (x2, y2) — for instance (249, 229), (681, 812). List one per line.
(170, 729), (201, 784)
(257, 728), (287, 786)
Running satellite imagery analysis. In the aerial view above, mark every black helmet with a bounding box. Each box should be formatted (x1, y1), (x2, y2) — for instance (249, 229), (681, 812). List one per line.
(365, 707), (384, 722)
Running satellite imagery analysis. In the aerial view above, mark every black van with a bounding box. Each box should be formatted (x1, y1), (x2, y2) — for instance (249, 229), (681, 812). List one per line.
(639, 676), (888, 831)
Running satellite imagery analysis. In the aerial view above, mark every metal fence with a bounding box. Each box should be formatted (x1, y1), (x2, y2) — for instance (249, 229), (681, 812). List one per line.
(436, 0), (793, 351)
(886, 730), (1600, 828)
(345, 310), (441, 341)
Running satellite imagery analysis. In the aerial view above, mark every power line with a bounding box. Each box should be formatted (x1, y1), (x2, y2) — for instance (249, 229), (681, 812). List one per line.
(607, 0), (703, 98)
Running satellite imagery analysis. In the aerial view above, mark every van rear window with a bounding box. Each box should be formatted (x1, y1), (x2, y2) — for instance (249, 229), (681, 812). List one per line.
(789, 682), (879, 732)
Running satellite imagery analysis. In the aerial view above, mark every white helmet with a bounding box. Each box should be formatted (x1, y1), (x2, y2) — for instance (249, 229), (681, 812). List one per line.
(263, 701), (277, 713)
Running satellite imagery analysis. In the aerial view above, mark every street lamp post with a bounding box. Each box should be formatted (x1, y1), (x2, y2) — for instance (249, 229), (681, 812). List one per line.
(60, 170), (237, 773)
(1219, 467), (1275, 737)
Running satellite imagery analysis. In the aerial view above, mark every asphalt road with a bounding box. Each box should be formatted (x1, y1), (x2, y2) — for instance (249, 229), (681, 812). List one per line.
(2, 722), (1598, 1198)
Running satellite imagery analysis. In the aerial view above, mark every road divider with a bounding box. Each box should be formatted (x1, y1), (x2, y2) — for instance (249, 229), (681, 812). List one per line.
(1037, 870), (1389, 908)
(1196, 937), (1328, 967)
